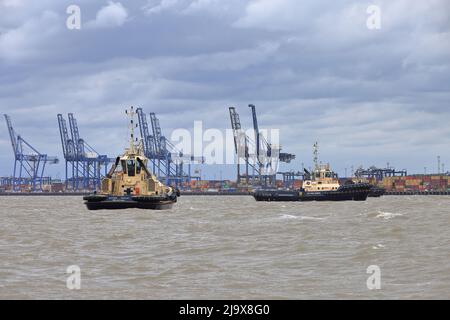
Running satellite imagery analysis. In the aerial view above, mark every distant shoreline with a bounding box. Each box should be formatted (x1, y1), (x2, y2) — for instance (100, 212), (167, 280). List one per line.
(0, 192), (250, 196)
(0, 191), (449, 196)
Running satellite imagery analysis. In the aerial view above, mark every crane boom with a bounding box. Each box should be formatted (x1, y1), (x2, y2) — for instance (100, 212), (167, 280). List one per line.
(4, 114), (19, 158)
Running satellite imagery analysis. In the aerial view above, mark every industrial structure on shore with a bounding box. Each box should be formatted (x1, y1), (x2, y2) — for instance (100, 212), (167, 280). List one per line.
(1, 108), (449, 194)
(3, 114), (58, 192)
(229, 104), (298, 189)
(136, 107), (204, 188)
(2, 108), (204, 193)
(57, 113), (113, 191)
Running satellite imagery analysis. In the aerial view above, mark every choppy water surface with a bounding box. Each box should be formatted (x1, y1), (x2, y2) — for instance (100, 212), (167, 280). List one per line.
(0, 195), (449, 299)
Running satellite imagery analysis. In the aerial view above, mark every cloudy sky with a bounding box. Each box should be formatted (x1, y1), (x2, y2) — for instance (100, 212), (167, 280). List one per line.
(0, 0), (449, 180)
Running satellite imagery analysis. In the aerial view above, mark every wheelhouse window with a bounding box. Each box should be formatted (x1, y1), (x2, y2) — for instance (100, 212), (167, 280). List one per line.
(126, 160), (136, 176)
(136, 160), (142, 174)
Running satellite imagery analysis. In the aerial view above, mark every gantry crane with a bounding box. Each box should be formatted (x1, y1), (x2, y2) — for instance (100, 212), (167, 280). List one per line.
(136, 108), (204, 189)
(229, 107), (256, 184)
(4, 114), (58, 192)
(229, 105), (296, 188)
(57, 113), (113, 191)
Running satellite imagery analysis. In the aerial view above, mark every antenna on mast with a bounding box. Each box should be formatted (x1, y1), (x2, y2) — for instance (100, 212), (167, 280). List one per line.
(313, 142), (319, 169)
(438, 155), (441, 174)
(126, 106), (137, 153)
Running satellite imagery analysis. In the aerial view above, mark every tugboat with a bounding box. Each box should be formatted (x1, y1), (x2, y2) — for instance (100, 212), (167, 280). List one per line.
(253, 164), (373, 202)
(253, 143), (373, 202)
(83, 107), (180, 210)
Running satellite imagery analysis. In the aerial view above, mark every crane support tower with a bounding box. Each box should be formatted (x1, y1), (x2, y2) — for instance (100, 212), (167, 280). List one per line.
(4, 114), (59, 192)
(57, 113), (113, 191)
(136, 108), (204, 189)
(229, 104), (296, 188)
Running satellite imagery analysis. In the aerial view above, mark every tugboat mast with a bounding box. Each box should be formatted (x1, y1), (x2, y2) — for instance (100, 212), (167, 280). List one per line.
(126, 106), (137, 154)
(313, 142), (319, 170)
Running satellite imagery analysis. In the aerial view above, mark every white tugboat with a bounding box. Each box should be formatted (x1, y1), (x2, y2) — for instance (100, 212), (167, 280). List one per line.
(253, 142), (373, 202)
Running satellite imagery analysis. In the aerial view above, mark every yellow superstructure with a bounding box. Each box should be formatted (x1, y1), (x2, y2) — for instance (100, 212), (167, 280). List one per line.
(99, 107), (175, 198)
(303, 164), (341, 192)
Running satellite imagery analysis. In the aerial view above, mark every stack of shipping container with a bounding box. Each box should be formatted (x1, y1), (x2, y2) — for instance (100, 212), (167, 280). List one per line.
(382, 175), (449, 192)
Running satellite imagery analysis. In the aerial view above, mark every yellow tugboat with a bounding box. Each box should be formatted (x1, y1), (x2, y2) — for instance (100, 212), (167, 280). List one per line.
(83, 107), (179, 210)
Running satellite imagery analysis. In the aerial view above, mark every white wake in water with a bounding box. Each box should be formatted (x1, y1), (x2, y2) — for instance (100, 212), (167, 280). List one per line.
(280, 214), (325, 221)
(376, 211), (404, 220)
(280, 214), (298, 219)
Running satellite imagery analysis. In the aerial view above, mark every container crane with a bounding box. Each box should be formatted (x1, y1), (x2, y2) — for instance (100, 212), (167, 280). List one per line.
(57, 113), (113, 191)
(248, 104), (296, 187)
(4, 114), (58, 192)
(137, 108), (204, 189)
(229, 107), (256, 184)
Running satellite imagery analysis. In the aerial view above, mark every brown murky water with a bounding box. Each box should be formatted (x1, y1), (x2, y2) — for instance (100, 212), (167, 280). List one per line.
(0, 195), (449, 299)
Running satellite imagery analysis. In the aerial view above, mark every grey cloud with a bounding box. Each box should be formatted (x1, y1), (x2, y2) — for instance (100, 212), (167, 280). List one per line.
(85, 1), (129, 29)
(0, 0), (449, 178)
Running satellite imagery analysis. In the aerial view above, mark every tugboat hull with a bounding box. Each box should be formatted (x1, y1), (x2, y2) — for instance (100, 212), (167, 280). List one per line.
(83, 195), (177, 210)
(253, 184), (373, 202)
(298, 189), (369, 202)
(368, 186), (386, 198)
(253, 190), (301, 202)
